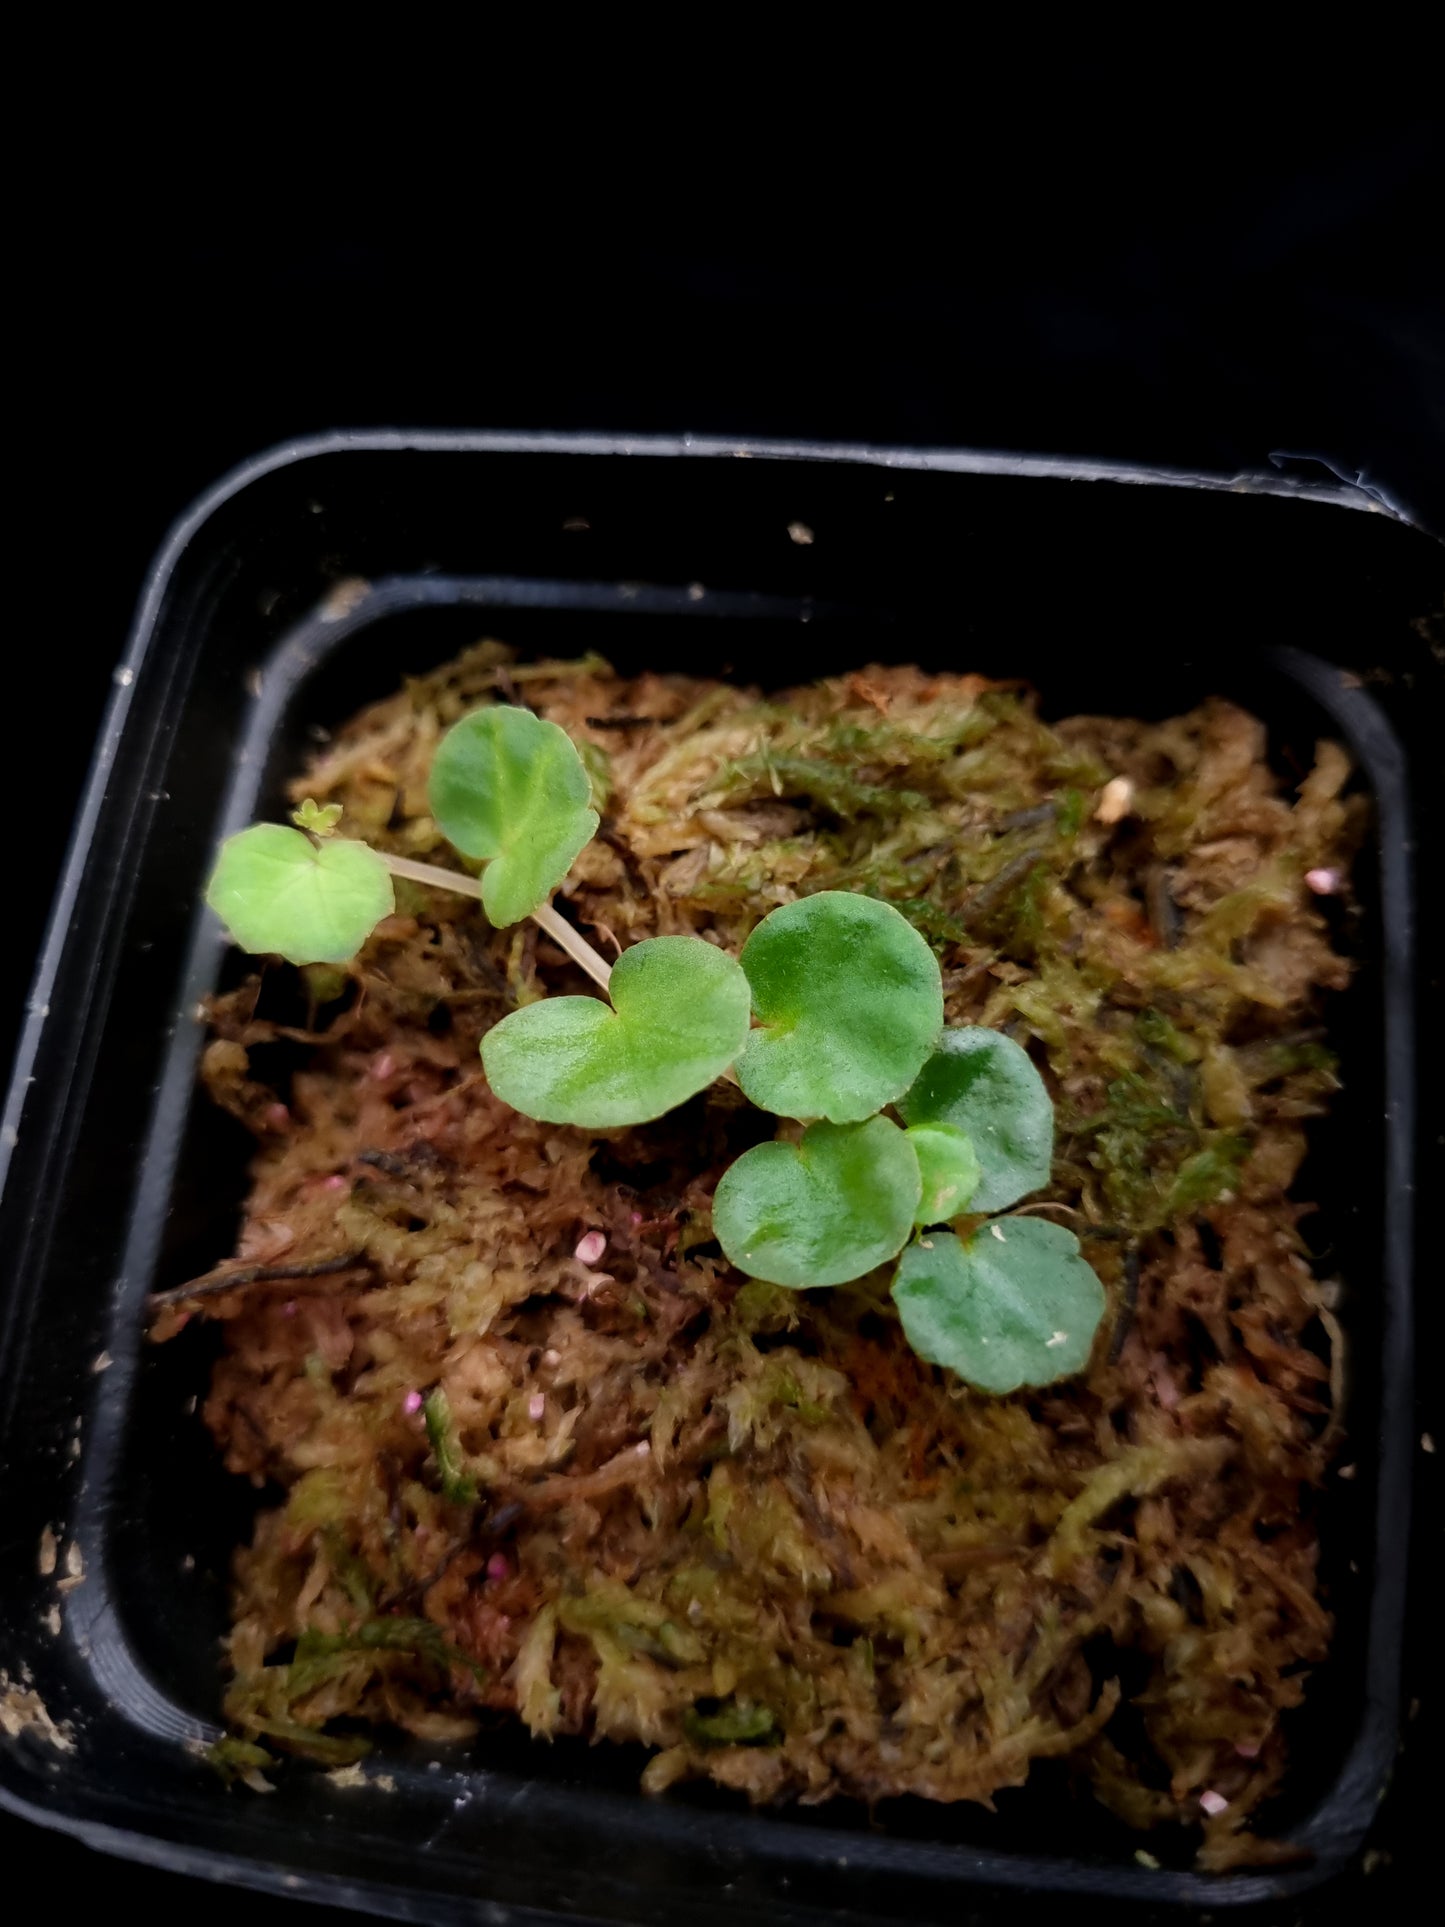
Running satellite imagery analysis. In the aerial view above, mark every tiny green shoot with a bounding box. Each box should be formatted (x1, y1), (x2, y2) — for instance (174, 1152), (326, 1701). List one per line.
(204, 696), (1107, 1394)
(291, 797), (343, 836)
(422, 1387), (476, 1505)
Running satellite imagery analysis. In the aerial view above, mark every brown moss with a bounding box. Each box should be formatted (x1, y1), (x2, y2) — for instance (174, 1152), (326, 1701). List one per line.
(166, 642), (1362, 1866)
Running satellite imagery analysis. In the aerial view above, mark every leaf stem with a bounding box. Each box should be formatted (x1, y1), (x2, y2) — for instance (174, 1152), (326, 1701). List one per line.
(374, 851), (613, 991)
(529, 899), (614, 990)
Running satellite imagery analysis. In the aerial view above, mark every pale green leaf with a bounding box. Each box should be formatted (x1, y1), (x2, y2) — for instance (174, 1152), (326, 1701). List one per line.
(428, 705), (599, 927)
(205, 825), (394, 966)
(904, 1123), (981, 1224)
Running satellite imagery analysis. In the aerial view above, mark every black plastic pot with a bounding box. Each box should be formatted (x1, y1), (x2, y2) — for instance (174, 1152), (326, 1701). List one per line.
(0, 434), (1431, 1926)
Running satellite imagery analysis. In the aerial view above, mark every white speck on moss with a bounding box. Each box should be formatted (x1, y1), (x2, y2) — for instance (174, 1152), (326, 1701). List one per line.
(1094, 776), (1134, 825)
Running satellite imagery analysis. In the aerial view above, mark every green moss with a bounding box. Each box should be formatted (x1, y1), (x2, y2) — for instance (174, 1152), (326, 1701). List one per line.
(890, 898), (969, 952)
(558, 1581), (705, 1665)
(578, 738), (613, 812)
(1161, 1136), (1248, 1216)
(717, 751), (930, 820)
(1135, 1009), (1201, 1065)
(1055, 788), (1087, 838)
(683, 1698), (778, 1746)
(205, 1734), (277, 1783)
(423, 1387), (477, 1505)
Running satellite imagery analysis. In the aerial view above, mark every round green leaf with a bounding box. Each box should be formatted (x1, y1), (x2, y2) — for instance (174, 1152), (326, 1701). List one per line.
(904, 1123), (981, 1225)
(205, 825), (394, 966)
(891, 1220), (1105, 1395)
(713, 1116), (921, 1288)
(736, 893), (944, 1123)
(898, 1027), (1053, 1212)
(428, 705), (600, 927)
(481, 935), (750, 1128)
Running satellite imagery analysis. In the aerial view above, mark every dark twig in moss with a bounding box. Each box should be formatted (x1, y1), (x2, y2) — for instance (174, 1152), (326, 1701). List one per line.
(1110, 1245), (1141, 1363)
(965, 849), (1048, 922)
(151, 1252), (368, 1309)
(1147, 865), (1183, 949)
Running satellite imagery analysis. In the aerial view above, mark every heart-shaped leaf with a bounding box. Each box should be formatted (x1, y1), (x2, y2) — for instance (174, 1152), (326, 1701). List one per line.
(736, 892), (944, 1123)
(891, 1220), (1105, 1395)
(898, 1027), (1053, 1212)
(713, 1116), (921, 1288)
(904, 1123), (981, 1224)
(206, 825), (395, 965)
(480, 935), (750, 1128)
(428, 705), (599, 927)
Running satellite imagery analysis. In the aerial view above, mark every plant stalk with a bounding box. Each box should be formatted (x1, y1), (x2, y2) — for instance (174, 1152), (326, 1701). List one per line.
(375, 851), (613, 991)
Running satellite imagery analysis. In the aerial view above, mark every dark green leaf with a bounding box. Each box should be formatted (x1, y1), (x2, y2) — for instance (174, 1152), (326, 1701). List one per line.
(736, 892), (943, 1122)
(891, 1219), (1105, 1395)
(714, 1116), (921, 1288)
(899, 1026), (1053, 1212)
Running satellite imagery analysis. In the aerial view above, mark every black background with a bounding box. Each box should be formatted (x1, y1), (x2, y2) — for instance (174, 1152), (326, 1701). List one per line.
(5, 74), (1441, 1927)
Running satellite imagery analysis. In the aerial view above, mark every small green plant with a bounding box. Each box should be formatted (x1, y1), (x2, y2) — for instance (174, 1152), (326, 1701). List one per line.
(206, 703), (1106, 1394)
